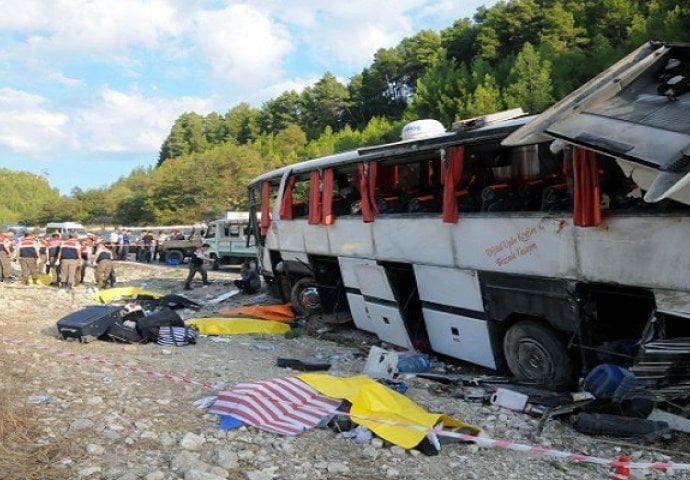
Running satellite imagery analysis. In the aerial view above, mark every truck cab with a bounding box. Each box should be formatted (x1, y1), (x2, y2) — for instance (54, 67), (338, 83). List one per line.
(204, 212), (256, 269)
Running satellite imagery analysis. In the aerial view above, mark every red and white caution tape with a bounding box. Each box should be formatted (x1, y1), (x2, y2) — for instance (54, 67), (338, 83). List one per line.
(2, 334), (688, 473)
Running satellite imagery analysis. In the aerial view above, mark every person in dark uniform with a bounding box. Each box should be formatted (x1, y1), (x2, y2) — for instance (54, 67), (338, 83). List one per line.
(57, 234), (81, 289)
(17, 233), (40, 285)
(46, 232), (62, 286)
(183, 243), (210, 290)
(93, 240), (115, 288)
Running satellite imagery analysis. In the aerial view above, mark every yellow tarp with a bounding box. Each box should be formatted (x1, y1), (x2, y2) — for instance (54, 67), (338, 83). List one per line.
(298, 373), (480, 449)
(92, 287), (164, 303)
(217, 302), (296, 322)
(34, 274), (54, 287)
(186, 317), (291, 335)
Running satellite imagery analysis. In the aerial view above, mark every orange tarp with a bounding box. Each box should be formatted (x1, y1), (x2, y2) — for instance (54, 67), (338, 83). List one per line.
(216, 302), (296, 322)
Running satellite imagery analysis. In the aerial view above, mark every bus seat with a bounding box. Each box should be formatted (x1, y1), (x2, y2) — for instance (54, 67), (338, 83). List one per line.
(377, 195), (406, 213)
(517, 179), (546, 211)
(481, 184), (517, 212)
(541, 183), (570, 211)
(407, 193), (441, 213)
(455, 189), (479, 212)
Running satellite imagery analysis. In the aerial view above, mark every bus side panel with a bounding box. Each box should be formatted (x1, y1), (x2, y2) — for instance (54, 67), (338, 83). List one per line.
(372, 217), (454, 266)
(327, 218), (375, 258)
(339, 257), (379, 333)
(452, 215), (577, 278)
(575, 216), (690, 291)
(414, 265), (497, 369)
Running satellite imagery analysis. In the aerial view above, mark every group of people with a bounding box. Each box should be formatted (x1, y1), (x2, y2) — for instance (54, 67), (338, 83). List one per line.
(0, 230), (116, 289)
(0, 228), (261, 295)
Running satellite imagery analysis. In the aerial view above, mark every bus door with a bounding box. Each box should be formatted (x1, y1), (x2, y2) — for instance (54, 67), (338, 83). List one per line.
(338, 257), (414, 349)
(414, 265), (497, 369)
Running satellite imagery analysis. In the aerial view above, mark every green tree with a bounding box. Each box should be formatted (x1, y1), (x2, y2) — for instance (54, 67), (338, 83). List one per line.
(300, 73), (349, 140)
(224, 103), (260, 144)
(504, 42), (554, 114)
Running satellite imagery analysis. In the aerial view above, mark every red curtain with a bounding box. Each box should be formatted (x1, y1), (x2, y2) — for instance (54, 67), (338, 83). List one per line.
(358, 163), (375, 223)
(308, 170), (322, 225)
(368, 161), (379, 214)
(442, 147), (465, 223)
(573, 146), (601, 227)
(322, 168), (335, 225)
(279, 175), (297, 220)
(260, 181), (271, 236)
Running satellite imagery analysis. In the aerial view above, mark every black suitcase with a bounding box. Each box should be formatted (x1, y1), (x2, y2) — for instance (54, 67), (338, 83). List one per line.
(136, 308), (185, 341)
(57, 305), (124, 342)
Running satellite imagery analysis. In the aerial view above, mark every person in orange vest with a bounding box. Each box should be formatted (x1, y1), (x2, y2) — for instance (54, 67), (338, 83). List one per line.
(93, 239), (115, 288)
(57, 233), (81, 289)
(46, 232), (62, 286)
(77, 236), (94, 285)
(0, 230), (14, 282)
(17, 232), (40, 285)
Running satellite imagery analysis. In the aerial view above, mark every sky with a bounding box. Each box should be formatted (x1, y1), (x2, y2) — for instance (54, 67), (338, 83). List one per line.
(0, 0), (498, 195)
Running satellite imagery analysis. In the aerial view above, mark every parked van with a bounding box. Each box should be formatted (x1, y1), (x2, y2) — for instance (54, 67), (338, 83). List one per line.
(45, 222), (88, 239)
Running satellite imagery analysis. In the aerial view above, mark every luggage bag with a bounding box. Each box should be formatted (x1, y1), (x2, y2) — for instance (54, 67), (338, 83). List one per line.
(57, 305), (124, 342)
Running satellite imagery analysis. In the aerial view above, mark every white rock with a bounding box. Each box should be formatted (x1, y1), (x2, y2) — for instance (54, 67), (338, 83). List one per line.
(362, 446), (379, 459)
(327, 461), (349, 474)
(386, 467), (400, 477)
(245, 470), (274, 480)
(180, 432), (206, 451)
(86, 444), (105, 455)
(145, 471), (165, 480)
(70, 418), (95, 431)
(390, 446), (406, 456)
(371, 438), (384, 448)
(184, 470), (226, 480)
(213, 448), (239, 470)
(78, 466), (102, 477)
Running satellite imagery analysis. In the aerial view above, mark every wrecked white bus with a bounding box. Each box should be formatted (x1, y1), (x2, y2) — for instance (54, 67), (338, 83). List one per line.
(246, 42), (690, 389)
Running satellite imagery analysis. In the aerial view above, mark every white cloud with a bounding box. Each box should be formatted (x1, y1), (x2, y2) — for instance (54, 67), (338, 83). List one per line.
(0, 88), (72, 153)
(0, 0), (185, 62)
(47, 72), (81, 87)
(192, 3), (294, 88)
(74, 87), (217, 152)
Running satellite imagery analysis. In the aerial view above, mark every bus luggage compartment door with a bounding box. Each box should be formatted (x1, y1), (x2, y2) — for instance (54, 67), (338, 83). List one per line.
(338, 258), (414, 349)
(414, 265), (497, 369)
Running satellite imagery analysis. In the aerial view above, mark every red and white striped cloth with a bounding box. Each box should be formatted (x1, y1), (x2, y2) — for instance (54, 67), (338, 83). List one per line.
(208, 377), (341, 436)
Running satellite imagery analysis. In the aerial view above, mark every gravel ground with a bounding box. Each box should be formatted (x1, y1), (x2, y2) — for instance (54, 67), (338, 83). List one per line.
(1, 260), (689, 479)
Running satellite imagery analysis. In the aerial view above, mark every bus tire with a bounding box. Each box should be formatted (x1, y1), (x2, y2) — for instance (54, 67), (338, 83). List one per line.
(166, 249), (184, 265)
(503, 319), (575, 385)
(290, 277), (320, 316)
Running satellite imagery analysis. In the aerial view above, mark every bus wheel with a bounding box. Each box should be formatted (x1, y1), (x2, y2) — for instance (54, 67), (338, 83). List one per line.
(290, 277), (320, 316)
(503, 319), (575, 384)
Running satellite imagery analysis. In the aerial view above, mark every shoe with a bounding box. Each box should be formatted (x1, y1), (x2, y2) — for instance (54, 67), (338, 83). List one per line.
(183, 285), (193, 290)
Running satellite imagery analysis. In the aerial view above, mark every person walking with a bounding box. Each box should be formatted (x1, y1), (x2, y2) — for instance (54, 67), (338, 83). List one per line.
(17, 233), (40, 285)
(183, 243), (211, 290)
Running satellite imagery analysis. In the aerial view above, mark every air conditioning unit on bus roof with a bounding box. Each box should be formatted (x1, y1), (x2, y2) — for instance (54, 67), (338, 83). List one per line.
(401, 119), (447, 141)
(451, 108), (526, 132)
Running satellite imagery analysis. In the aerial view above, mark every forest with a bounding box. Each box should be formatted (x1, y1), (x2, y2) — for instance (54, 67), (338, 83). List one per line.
(4, 0), (690, 226)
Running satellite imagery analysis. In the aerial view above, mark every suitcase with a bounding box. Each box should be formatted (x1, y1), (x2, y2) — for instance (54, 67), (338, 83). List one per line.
(57, 305), (124, 342)
(136, 308), (185, 341)
(106, 319), (147, 343)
